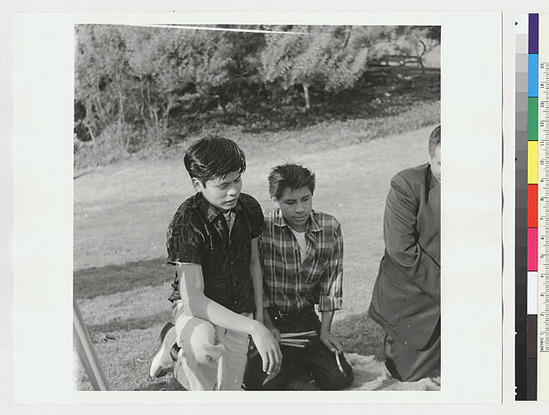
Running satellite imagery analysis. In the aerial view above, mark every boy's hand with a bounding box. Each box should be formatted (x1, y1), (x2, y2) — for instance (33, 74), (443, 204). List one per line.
(261, 308), (281, 342)
(319, 330), (343, 353)
(265, 323), (281, 343)
(250, 323), (282, 375)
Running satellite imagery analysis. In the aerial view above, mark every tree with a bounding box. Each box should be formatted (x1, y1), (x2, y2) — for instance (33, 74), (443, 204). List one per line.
(259, 26), (371, 110)
(76, 25), (244, 148)
(75, 25), (130, 143)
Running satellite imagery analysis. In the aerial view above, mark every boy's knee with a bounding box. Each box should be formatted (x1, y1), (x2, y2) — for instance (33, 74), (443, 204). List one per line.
(318, 368), (354, 390)
(177, 316), (225, 364)
(314, 360), (354, 390)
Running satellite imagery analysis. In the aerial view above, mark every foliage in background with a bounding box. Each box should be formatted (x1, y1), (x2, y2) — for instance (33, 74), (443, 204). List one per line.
(368, 26), (441, 70)
(74, 24), (440, 167)
(259, 26), (373, 109)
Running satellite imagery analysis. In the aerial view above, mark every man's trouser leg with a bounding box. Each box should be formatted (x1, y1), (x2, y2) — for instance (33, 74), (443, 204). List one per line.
(384, 322), (441, 382)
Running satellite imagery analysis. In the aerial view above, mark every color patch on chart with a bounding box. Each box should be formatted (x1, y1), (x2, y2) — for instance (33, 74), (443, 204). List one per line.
(528, 228), (538, 271)
(529, 54), (539, 97)
(529, 13), (539, 53)
(528, 314), (538, 400)
(528, 184), (538, 227)
(528, 141), (538, 184)
(528, 272), (538, 314)
(529, 98), (539, 140)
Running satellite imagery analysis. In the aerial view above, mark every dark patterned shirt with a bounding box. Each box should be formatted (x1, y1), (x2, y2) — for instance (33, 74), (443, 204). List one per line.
(166, 192), (263, 314)
(261, 209), (344, 314)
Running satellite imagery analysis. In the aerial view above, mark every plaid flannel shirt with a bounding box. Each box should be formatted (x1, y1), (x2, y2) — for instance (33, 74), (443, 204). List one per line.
(261, 209), (344, 314)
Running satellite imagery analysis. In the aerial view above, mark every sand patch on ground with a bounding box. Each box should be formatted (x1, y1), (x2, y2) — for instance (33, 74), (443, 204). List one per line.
(344, 353), (440, 391)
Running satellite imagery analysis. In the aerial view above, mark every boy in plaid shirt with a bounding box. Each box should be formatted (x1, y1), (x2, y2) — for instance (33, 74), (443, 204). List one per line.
(243, 163), (354, 390)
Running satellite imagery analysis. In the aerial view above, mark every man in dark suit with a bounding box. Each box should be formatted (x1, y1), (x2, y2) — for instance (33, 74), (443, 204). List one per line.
(368, 125), (441, 382)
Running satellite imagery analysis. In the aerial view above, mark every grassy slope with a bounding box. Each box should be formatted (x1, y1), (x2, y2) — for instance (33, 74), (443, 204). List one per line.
(74, 120), (437, 391)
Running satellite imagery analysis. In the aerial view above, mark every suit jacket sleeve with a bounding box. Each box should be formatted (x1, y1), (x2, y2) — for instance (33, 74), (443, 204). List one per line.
(384, 172), (440, 304)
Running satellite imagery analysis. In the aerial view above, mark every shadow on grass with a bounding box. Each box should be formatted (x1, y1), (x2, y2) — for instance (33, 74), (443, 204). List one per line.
(87, 311), (173, 339)
(74, 257), (172, 300)
(333, 312), (385, 362)
(135, 376), (184, 391)
(86, 309), (385, 361)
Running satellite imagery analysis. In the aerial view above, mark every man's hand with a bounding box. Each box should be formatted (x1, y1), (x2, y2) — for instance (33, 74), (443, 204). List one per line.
(250, 323), (282, 375)
(319, 330), (343, 353)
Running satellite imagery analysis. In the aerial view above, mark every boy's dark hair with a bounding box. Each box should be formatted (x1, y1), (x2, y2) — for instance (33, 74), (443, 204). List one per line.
(268, 163), (316, 200)
(184, 135), (246, 184)
(428, 125), (441, 157)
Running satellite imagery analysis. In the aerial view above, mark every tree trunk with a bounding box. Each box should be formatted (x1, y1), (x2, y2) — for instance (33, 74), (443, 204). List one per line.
(118, 92), (127, 149)
(418, 58), (425, 75)
(303, 83), (311, 110)
(418, 40), (427, 75)
(216, 95), (227, 115)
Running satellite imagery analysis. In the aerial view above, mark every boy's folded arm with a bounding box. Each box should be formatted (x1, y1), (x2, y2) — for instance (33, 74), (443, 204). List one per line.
(178, 262), (282, 374)
(177, 263), (258, 334)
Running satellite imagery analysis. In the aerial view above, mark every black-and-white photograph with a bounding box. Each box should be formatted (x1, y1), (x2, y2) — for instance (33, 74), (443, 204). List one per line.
(72, 24), (441, 392)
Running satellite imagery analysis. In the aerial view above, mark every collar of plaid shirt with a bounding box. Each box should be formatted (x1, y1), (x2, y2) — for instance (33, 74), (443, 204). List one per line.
(272, 208), (322, 233)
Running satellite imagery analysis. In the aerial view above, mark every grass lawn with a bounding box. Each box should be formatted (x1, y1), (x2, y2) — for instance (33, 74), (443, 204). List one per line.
(74, 117), (438, 391)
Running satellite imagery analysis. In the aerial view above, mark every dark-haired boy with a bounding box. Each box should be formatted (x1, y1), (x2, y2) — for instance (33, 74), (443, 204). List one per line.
(149, 135), (281, 391)
(243, 163), (354, 390)
(368, 125), (441, 382)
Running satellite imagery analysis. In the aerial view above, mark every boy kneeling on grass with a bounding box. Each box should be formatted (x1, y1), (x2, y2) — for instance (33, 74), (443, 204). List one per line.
(149, 135), (281, 391)
(242, 163), (354, 390)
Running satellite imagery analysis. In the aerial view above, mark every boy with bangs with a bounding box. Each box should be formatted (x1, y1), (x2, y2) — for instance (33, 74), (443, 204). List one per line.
(148, 135), (281, 391)
(243, 163), (354, 390)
